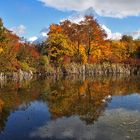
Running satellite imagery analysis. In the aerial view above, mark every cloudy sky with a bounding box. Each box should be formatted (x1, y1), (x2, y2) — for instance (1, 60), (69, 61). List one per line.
(1, 0), (140, 41)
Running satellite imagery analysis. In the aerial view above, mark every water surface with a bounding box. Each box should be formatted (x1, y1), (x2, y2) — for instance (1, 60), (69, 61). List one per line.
(0, 76), (140, 140)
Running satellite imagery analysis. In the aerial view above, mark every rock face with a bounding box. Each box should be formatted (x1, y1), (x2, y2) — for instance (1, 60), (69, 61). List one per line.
(62, 63), (140, 76)
(0, 69), (33, 81)
(18, 69), (33, 81)
(1, 64), (140, 81)
(0, 73), (6, 81)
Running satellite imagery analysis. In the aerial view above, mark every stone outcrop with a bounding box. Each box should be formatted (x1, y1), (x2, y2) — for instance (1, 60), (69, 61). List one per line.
(0, 69), (33, 81)
(62, 63), (140, 76)
(1, 64), (140, 81)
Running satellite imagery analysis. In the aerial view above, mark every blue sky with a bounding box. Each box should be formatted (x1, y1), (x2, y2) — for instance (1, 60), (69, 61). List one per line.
(0, 0), (140, 40)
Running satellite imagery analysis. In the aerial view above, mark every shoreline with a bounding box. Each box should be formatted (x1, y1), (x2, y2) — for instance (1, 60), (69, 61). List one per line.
(1, 63), (140, 81)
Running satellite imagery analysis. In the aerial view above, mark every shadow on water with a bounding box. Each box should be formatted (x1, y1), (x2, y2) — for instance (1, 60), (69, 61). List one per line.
(0, 75), (140, 139)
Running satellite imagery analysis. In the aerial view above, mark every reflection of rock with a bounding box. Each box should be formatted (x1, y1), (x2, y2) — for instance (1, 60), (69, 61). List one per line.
(30, 108), (140, 140)
(0, 99), (6, 132)
(102, 95), (112, 102)
(0, 99), (4, 112)
(0, 109), (10, 132)
(1, 76), (140, 136)
(44, 76), (140, 124)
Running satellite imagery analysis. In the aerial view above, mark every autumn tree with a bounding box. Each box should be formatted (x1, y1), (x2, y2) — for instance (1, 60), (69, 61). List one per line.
(16, 43), (39, 71)
(121, 35), (137, 58)
(44, 23), (75, 72)
(60, 20), (86, 63)
(0, 18), (5, 55)
(0, 19), (21, 72)
(134, 39), (140, 59)
(80, 16), (107, 62)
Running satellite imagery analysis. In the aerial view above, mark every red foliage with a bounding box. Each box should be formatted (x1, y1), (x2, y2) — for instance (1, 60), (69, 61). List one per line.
(62, 55), (71, 64)
(30, 47), (40, 59)
(88, 55), (100, 64)
(11, 60), (20, 70)
(123, 58), (140, 65)
(109, 55), (120, 63)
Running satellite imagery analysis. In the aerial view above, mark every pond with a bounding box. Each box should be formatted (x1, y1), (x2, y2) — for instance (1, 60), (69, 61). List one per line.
(0, 75), (140, 140)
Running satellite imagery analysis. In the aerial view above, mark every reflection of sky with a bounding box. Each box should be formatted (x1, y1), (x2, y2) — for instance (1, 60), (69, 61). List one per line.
(30, 108), (140, 140)
(1, 94), (140, 140)
(0, 101), (51, 140)
(30, 94), (140, 140)
(108, 93), (140, 111)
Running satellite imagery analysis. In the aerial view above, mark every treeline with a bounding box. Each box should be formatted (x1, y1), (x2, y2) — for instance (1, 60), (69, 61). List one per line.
(0, 18), (39, 72)
(1, 16), (140, 73)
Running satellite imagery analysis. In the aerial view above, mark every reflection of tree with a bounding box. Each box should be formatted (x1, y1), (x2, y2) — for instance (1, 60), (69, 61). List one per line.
(0, 108), (10, 132)
(0, 76), (140, 131)
(0, 78), (54, 133)
(44, 76), (140, 124)
(44, 78), (110, 124)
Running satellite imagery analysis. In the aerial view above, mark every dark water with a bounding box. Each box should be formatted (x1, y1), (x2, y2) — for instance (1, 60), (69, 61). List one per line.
(0, 76), (140, 140)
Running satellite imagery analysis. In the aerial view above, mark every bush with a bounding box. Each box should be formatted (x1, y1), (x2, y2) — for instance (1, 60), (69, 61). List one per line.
(20, 62), (30, 72)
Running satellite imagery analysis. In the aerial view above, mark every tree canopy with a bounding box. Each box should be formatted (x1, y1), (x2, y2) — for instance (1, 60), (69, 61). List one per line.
(1, 16), (140, 73)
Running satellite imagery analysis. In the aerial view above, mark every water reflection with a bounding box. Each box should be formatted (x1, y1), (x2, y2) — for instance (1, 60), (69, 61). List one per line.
(30, 107), (140, 140)
(0, 76), (140, 140)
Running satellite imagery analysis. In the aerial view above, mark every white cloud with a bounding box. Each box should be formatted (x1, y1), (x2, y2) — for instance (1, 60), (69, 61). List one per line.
(111, 32), (122, 40)
(28, 29), (48, 43)
(38, 0), (140, 18)
(61, 8), (96, 24)
(61, 15), (84, 24)
(41, 32), (48, 37)
(133, 30), (140, 39)
(28, 36), (38, 42)
(30, 108), (140, 140)
(102, 25), (122, 40)
(11, 25), (26, 36)
(125, 29), (140, 39)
